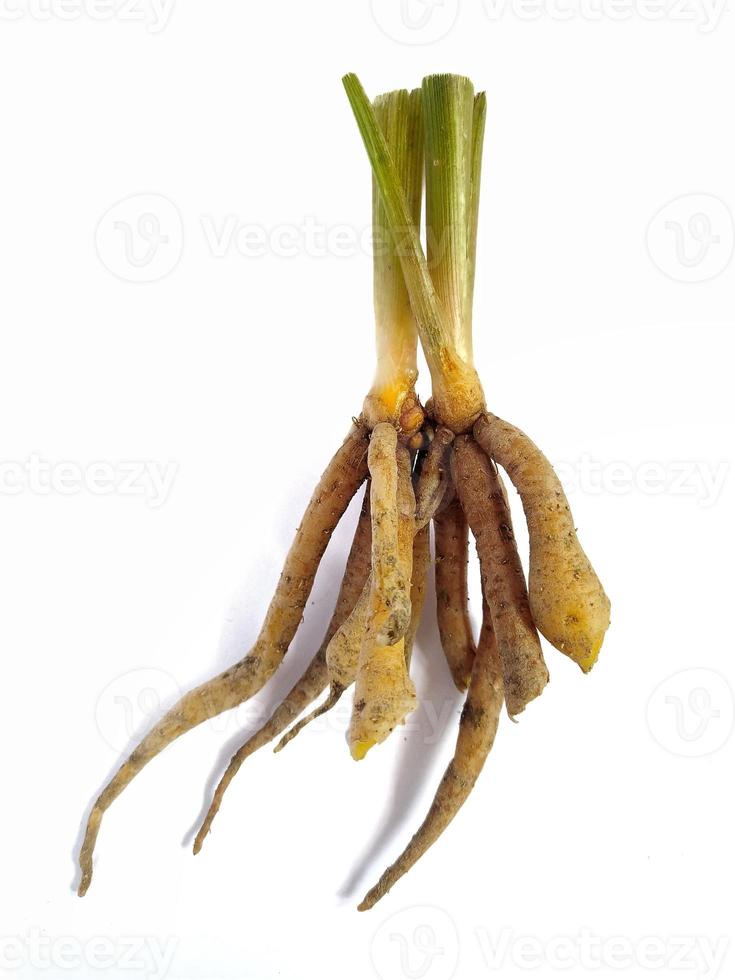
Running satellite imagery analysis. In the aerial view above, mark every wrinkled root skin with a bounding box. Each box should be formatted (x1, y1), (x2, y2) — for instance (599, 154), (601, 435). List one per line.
(349, 440), (417, 758)
(474, 413), (611, 671)
(326, 578), (372, 689)
(77, 425), (370, 896)
(358, 599), (503, 911)
(434, 494), (477, 691)
(414, 426), (454, 530)
(192, 652), (331, 855)
(274, 682), (344, 753)
(404, 435), (451, 668)
(406, 523), (430, 665)
(80, 409), (609, 905)
(452, 436), (548, 717)
(193, 481), (374, 853)
(290, 439), (441, 753)
(393, 444), (416, 644)
(369, 424), (412, 646)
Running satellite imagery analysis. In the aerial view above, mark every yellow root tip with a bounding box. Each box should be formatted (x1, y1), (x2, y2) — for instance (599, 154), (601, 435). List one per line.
(351, 739), (376, 761)
(573, 637), (603, 673)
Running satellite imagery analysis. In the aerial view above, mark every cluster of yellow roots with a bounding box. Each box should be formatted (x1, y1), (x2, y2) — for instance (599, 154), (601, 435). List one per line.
(77, 409), (609, 907)
(76, 73), (610, 909)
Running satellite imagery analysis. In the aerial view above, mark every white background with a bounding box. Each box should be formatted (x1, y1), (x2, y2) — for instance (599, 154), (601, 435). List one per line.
(1, 2), (734, 979)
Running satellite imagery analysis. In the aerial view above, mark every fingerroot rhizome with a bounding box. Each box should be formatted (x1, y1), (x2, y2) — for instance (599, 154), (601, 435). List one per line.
(78, 75), (610, 909)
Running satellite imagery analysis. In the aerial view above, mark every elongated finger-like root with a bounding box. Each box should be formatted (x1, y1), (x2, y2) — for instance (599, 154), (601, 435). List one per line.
(283, 439), (427, 758)
(193, 482), (373, 853)
(326, 578), (372, 689)
(349, 440), (417, 759)
(273, 682), (344, 753)
(405, 522), (430, 665)
(267, 486), (373, 751)
(474, 413), (611, 671)
(194, 659), (336, 854)
(434, 494), (476, 691)
(369, 423), (411, 645)
(452, 436), (548, 717)
(324, 443), (436, 692)
(299, 479), (432, 718)
(414, 426), (454, 530)
(404, 428), (450, 664)
(276, 573), (371, 752)
(77, 426), (369, 896)
(279, 469), (433, 752)
(358, 598), (503, 911)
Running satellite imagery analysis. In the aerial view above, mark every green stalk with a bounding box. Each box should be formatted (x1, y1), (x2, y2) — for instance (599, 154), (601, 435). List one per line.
(343, 73), (448, 358)
(422, 74), (474, 362)
(344, 72), (485, 433)
(366, 88), (424, 433)
(467, 92), (487, 337)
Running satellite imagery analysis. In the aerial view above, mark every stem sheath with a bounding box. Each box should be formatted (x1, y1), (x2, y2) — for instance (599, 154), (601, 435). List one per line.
(344, 73), (485, 433)
(423, 74), (474, 362)
(366, 88), (424, 433)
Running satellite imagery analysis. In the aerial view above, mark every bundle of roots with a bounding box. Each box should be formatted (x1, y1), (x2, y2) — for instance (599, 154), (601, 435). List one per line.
(77, 73), (611, 909)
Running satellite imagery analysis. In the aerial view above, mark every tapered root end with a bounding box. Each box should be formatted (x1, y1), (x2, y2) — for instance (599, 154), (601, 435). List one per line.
(76, 807), (102, 897)
(274, 685), (344, 753)
(532, 593), (611, 674)
(273, 728), (298, 752)
(503, 661), (549, 718)
(194, 805), (219, 853)
(357, 881), (387, 911)
(77, 848), (94, 896)
(348, 682), (417, 760)
(350, 738), (376, 761)
(193, 750), (245, 854)
(573, 634), (605, 674)
(447, 661), (473, 693)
